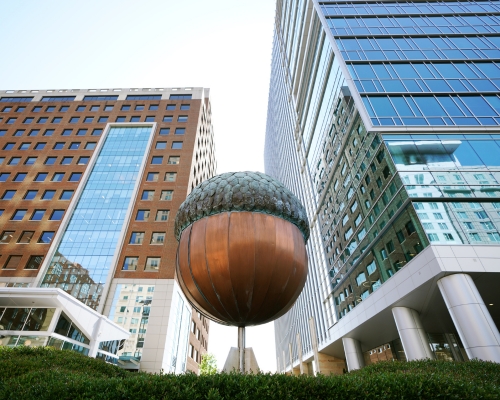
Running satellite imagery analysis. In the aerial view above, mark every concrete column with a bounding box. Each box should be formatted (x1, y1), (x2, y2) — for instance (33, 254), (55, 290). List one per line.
(438, 273), (500, 363)
(308, 317), (320, 375)
(296, 333), (306, 375)
(392, 307), (434, 361)
(342, 338), (365, 371)
(88, 316), (105, 358)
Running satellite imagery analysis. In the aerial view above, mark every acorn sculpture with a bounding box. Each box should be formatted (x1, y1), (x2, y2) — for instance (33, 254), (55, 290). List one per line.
(174, 171), (309, 372)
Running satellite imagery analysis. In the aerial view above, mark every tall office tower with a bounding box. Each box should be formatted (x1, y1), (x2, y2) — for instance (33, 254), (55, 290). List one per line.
(0, 87), (215, 374)
(266, 0), (500, 375)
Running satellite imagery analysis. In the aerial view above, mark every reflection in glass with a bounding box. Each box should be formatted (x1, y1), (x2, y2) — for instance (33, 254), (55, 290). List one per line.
(40, 127), (153, 310)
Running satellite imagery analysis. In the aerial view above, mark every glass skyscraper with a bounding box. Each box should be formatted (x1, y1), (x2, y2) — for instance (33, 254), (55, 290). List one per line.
(266, 0), (500, 374)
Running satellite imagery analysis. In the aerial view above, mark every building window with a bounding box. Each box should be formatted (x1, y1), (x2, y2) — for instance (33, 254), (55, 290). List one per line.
(146, 172), (159, 182)
(151, 156), (163, 165)
(84, 117), (94, 123)
(0, 173), (9, 182)
(166, 105), (175, 110)
(172, 142), (183, 149)
(141, 191), (154, 200)
(2, 190), (16, 200)
(177, 116), (188, 122)
(130, 116), (140, 122)
(135, 105), (144, 111)
(145, 116), (155, 122)
(116, 116), (126, 122)
(159, 128), (170, 135)
(11, 210), (27, 221)
(8, 157), (21, 166)
(180, 104), (190, 110)
(155, 210), (169, 221)
(76, 106), (85, 112)
(428, 233), (439, 242)
(49, 210), (65, 221)
(30, 210), (45, 221)
(145, 257), (160, 271)
(24, 157), (37, 165)
(44, 157), (56, 165)
(61, 156), (73, 165)
(60, 190), (74, 200)
(52, 173), (64, 182)
(69, 173), (82, 182)
(92, 128), (102, 136)
(32, 106), (42, 112)
(53, 142), (64, 150)
(3, 255), (22, 269)
(78, 156), (89, 165)
(69, 117), (79, 123)
(175, 128), (185, 135)
(136, 210), (150, 221)
(151, 232), (165, 244)
(13, 173), (27, 182)
(129, 232), (145, 244)
(6, 118), (16, 124)
(60, 106), (69, 112)
(25, 255), (43, 270)
(23, 118), (34, 124)
(14, 129), (25, 136)
(3, 143), (14, 150)
(77, 129), (87, 136)
(123, 257), (138, 271)
(42, 190), (55, 200)
(69, 142), (81, 150)
(61, 129), (72, 136)
(43, 129), (54, 136)
(28, 129), (39, 136)
(156, 141), (167, 149)
(121, 105), (130, 111)
(18, 231), (35, 243)
(104, 105), (113, 111)
(38, 231), (54, 243)
(0, 231), (15, 244)
(35, 173), (48, 182)
(165, 172), (177, 182)
(160, 190), (173, 200)
(52, 117), (62, 124)
(168, 156), (180, 164)
(85, 142), (96, 150)
(163, 116), (173, 122)
(24, 190), (37, 200)
(98, 116), (108, 123)
(487, 232), (500, 242)
(469, 233), (481, 242)
(356, 272), (367, 286)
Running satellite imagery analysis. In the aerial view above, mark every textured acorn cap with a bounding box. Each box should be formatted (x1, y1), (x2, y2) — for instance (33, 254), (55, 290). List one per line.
(174, 171), (310, 242)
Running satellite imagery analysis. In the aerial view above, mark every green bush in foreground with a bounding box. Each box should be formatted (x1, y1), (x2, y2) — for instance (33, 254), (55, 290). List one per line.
(0, 347), (499, 400)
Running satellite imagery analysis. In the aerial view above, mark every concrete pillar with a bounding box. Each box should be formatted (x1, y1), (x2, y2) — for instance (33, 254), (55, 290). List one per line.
(392, 307), (434, 361)
(296, 333), (306, 375)
(342, 337), (365, 371)
(88, 316), (105, 358)
(438, 273), (500, 363)
(308, 317), (320, 375)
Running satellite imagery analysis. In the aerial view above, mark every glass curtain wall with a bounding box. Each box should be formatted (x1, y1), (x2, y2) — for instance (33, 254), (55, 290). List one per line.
(40, 126), (153, 310)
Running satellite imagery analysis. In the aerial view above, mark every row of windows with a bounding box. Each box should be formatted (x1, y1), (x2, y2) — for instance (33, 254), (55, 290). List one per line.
(0, 188), (73, 200)
(140, 187), (176, 202)
(150, 155), (181, 165)
(1, 172), (80, 185)
(129, 231), (168, 244)
(2, 141), (96, 151)
(0, 230), (54, 244)
(320, 2), (500, 16)
(135, 205), (173, 222)
(0, 209), (64, 221)
(0, 94), (192, 103)
(1, 255), (45, 270)
(1, 103), (191, 114)
(327, 15), (500, 36)
(122, 256), (161, 271)
(3, 116), (109, 124)
(363, 94), (500, 126)
(0, 156), (88, 166)
(428, 231), (500, 242)
(0, 128), (102, 137)
(337, 36), (500, 61)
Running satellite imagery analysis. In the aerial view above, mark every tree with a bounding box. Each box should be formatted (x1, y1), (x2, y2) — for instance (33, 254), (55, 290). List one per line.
(199, 353), (217, 375)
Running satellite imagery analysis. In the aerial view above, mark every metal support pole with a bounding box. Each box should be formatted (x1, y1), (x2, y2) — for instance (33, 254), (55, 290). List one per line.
(238, 326), (245, 373)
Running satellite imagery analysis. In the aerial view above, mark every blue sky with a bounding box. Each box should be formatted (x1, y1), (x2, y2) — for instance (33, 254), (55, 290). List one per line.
(0, 0), (277, 371)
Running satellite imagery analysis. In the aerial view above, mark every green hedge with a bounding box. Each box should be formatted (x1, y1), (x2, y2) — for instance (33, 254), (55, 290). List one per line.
(0, 347), (499, 399)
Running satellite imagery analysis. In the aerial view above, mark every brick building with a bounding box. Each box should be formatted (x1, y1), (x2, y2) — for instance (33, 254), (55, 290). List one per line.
(0, 87), (215, 373)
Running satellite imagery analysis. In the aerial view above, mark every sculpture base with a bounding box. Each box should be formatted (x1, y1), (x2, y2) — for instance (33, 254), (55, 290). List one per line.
(222, 347), (260, 373)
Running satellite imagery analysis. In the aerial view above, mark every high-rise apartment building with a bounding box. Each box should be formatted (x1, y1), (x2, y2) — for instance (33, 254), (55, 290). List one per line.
(0, 87), (215, 374)
(266, 0), (500, 374)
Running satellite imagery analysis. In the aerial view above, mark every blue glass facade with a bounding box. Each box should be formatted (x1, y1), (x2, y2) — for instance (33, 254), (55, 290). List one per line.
(40, 126), (153, 310)
(266, 0), (500, 371)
